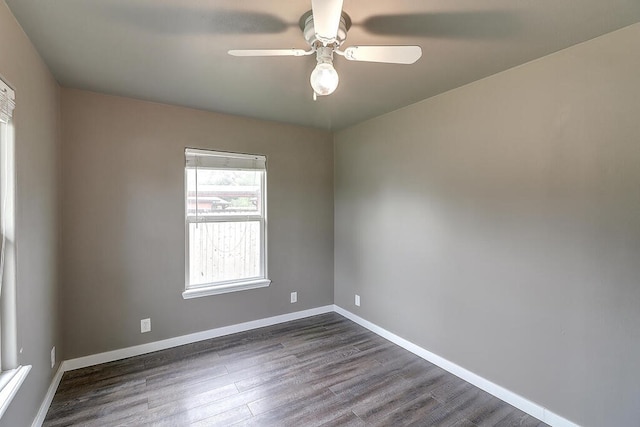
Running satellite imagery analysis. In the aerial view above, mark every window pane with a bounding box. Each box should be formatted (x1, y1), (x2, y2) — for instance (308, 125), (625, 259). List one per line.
(186, 169), (262, 217)
(188, 221), (261, 286)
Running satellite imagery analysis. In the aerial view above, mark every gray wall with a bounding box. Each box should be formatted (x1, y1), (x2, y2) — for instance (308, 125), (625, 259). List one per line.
(0, 2), (61, 426)
(334, 23), (640, 427)
(60, 89), (334, 359)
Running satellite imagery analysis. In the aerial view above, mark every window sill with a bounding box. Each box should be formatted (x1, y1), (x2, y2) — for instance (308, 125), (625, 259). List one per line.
(182, 279), (271, 299)
(0, 365), (31, 418)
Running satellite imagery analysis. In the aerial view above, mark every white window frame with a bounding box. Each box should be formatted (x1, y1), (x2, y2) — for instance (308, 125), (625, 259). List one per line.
(183, 148), (270, 299)
(0, 78), (30, 419)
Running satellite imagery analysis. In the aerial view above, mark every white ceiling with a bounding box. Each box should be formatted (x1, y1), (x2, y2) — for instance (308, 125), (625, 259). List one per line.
(6, 0), (640, 130)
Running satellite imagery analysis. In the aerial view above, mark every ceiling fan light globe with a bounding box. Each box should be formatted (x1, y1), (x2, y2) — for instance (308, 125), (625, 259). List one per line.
(310, 63), (339, 96)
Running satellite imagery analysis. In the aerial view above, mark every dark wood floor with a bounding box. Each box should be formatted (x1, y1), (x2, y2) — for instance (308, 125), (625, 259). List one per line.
(44, 313), (548, 426)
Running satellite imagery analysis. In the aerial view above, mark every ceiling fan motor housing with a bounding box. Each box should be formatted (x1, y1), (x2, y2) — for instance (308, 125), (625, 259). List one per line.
(300, 10), (351, 47)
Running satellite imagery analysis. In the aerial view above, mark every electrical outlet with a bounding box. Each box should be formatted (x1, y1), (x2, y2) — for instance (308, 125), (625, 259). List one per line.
(290, 291), (297, 303)
(141, 318), (151, 333)
(355, 294), (361, 307)
(51, 346), (56, 369)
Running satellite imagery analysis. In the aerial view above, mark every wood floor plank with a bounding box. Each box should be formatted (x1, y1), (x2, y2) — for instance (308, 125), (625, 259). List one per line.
(450, 418), (479, 427)
(239, 388), (353, 427)
(494, 412), (547, 427)
(46, 381), (146, 420)
(44, 313), (548, 427)
(44, 396), (149, 427)
(351, 365), (451, 422)
(373, 394), (443, 426)
(191, 404), (254, 426)
(466, 400), (524, 426)
(319, 411), (367, 427)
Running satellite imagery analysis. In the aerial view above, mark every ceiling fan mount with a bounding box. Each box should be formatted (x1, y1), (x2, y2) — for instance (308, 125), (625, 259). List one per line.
(228, 0), (422, 98)
(299, 10), (351, 48)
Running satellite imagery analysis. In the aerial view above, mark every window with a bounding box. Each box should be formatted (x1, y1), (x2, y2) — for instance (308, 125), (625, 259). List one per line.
(0, 79), (30, 418)
(183, 148), (270, 298)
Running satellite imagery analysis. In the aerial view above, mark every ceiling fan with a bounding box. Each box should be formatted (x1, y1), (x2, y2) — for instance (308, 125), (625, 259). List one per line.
(228, 0), (422, 98)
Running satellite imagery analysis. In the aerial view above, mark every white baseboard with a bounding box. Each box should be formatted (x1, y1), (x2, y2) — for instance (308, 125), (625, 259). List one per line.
(31, 364), (63, 427)
(34, 304), (579, 427)
(62, 305), (334, 372)
(333, 305), (580, 427)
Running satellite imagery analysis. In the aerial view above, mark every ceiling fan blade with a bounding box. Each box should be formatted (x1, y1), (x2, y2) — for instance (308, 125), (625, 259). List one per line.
(228, 49), (308, 57)
(342, 46), (422, 64)
(311, 0), (344, 43)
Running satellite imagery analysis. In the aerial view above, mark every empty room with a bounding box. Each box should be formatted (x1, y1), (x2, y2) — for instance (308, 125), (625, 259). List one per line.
(1, 1), (639, 426)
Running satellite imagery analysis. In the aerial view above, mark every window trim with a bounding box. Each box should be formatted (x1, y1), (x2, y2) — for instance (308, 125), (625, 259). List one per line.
(0, 365), (31, 418)
(182, 148), (270, 299)
(182, 278), (271, 299)
(0, 78), (30, 417)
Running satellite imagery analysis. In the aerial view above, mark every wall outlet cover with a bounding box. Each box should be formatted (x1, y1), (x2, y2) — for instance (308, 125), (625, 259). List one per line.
(50, 346), (56, 369)
(355, 294), (361, 307)
(290, 292), (298, 303)
(141, 318), (151, 333)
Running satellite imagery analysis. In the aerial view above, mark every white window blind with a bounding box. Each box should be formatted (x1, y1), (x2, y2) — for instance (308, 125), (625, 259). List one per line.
(185, 148), (266, 170)
(0, 81), (15, 124)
